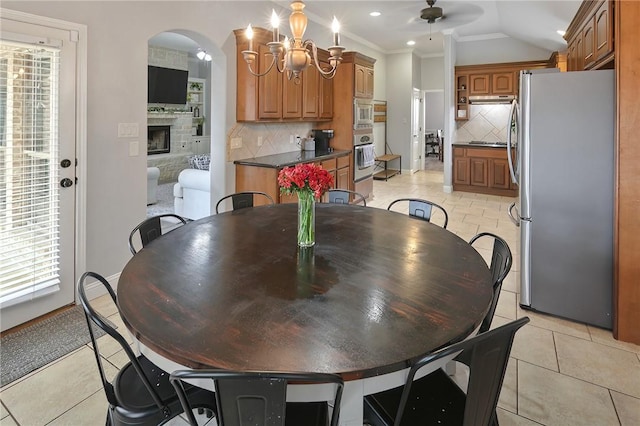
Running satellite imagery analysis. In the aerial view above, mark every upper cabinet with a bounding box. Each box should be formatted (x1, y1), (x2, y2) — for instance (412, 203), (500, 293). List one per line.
(565, 0), (614, 71)
(354, 63), (374, 98)
(455, 58), (555, 121)
(233, 27), (333, 122)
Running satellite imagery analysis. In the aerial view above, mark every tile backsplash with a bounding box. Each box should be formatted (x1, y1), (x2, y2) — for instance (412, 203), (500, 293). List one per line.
(455, 104), (511, 143)
(227, 122), (315, 162)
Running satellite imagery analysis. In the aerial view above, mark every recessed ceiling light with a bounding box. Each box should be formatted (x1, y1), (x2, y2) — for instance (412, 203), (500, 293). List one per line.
(557, 30), (566, 36)
(407, 40), (416, 46)
(370, 11), (381, 17)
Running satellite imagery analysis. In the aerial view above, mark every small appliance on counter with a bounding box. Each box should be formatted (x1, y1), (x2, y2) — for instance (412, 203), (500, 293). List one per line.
(311, 129), (334, 153)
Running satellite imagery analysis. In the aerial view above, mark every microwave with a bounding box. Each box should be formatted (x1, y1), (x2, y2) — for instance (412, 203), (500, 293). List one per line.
(354, 98), (374, 129)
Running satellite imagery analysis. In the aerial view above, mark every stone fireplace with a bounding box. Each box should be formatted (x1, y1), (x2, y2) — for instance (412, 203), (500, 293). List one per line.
(147, 125), (170, 155)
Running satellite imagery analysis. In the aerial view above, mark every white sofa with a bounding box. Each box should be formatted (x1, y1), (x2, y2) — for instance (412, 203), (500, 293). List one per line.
(173, 169), (211, 220)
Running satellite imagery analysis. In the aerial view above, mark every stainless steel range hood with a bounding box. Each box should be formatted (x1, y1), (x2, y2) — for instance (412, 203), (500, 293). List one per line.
(468, 95), (516, 104)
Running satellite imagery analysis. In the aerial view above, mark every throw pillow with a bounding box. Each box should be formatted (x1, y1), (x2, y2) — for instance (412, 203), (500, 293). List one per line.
(188, 154), (210, 170)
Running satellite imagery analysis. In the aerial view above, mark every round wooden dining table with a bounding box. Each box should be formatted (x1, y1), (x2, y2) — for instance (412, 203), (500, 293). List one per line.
(118, 203), (493, 425)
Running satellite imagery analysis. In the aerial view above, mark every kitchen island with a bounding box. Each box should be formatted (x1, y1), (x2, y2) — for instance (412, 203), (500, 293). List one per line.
(234, 150), (351, 204)
(452, 142), (518, 197)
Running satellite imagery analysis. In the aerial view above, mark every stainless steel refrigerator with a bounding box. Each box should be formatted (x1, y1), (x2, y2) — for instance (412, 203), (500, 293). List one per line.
(506, 69), (614, 329)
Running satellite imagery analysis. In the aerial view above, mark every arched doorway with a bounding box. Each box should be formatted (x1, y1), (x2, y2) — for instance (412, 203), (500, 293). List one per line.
(146, 30), (226, 219)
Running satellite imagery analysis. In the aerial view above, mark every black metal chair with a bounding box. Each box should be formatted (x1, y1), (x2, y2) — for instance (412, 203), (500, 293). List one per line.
(387, 198), (449, 228)
(77, 272), (216, 426)
(128, 213), (187, 254)
(170, 369), (344, 426)
(327, 189), (367, 206)
(469, 232), (513, 333)
(215, 191), (275, 214)
(364, 317), (529, 426)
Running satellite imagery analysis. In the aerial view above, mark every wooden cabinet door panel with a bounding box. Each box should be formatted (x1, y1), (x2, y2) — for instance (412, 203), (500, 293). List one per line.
(354, 64), (367, 98)
(453, 157), (470, 185)
(489, 158), (511, 189)
(258, 45), (282, 119)
(336, 166), (350, 190)
(583, 17), (596, 68)
(470, 158), (488, 187)
(302, 66), (319, 118)
(595, 0), (611, 61)
(469, 74), (490, 95)
(319, 61), (333, 119)
(365, 67), (374, 98)
(283, 73), (303, 118)
(492, 72), (514, 94)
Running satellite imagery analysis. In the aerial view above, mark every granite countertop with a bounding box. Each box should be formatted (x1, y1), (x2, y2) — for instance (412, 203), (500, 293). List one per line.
(234, 149), (350, 168)
(453, 141), (510, 148)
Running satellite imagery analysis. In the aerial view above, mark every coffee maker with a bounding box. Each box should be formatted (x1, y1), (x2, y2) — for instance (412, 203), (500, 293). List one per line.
(311, 129), (334, 154)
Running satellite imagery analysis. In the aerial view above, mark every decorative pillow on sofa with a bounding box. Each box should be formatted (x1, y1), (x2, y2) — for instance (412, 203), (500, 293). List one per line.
(188, 154), (210, 170)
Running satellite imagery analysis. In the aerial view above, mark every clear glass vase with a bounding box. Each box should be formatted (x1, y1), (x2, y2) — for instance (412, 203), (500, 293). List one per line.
(297, 190), (315, 247)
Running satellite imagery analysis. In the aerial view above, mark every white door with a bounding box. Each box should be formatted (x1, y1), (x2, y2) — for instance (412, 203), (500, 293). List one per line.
(0, 16), (78, 331)
(412, 90), (422, 172)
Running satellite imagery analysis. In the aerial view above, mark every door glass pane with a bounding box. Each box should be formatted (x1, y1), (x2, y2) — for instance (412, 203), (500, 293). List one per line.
(0, 40), (61, 307)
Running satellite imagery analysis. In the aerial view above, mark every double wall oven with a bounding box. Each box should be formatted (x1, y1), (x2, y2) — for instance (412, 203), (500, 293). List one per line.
(353, 98), (375, 197)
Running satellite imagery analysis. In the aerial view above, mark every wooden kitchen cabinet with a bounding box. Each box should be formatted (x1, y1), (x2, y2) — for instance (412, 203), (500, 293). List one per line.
(336, 155), (350, 190)
(354, 63), (374, 98)
(469, 74), (490, 95)
(453, 145), (517, 197)
(565, 0), (614, 71)
(492, 72), (514, 94)
(234, 27), (333, 122)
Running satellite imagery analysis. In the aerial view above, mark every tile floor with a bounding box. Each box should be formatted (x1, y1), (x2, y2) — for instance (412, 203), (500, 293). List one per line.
(1, 165), (639, 425)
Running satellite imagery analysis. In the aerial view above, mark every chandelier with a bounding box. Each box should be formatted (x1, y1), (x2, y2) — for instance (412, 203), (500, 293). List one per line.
(242, 1), (345, 83)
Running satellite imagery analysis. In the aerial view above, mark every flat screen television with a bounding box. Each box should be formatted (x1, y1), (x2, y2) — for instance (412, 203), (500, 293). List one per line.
(147, 66), (188, 104)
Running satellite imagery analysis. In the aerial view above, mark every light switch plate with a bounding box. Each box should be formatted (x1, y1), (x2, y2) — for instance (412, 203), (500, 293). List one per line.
(118, 123), (139, 138)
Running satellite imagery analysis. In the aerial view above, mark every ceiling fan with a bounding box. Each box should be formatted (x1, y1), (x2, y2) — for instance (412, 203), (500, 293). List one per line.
(421, 0), (446, 24)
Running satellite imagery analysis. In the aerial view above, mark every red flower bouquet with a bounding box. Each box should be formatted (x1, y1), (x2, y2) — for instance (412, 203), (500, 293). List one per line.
(277, 163), (334, 200)
(278, 163), (334, 247)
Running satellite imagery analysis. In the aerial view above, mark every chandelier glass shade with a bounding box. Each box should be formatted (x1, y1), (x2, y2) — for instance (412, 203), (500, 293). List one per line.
(242, 1), (345, 83)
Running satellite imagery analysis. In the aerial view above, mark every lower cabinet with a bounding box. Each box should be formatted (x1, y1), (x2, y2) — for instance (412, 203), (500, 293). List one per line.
(235, 153), (351, 204)
(453, 146), (518, 197)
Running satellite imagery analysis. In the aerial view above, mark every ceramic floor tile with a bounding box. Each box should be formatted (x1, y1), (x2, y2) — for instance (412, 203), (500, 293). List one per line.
(0, 415), (17, 426)
(502, 271), (518, 293)
(518, 360), (619, 425)
(48, 390), (107, 425)
(495, 290), (517, 320)
(611, 390), (640, 426)
(0, 401), (7, 419)
(497, 408), (544, 426)
(589, 325), (640, 355)
(498, 357), (518, 413)
(555, 333), (640, 398)
(0, 346), (116, 425)
(515, 298), (591, 341)
(90, 293), (118, 318)
(93, 311), (132, 358)
(510, 324), (558, 372)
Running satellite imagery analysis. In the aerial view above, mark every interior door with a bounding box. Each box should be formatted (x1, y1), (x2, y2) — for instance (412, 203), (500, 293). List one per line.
(412, 90), (422, 172)
(0, 16), (78, 331)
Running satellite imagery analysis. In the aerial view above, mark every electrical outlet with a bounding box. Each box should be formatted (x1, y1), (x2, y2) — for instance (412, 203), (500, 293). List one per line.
(257, 136), (263, 147)
(118, 123), (139, 138)
(129, 141), (139, 156)
(230, 137), (242, 149)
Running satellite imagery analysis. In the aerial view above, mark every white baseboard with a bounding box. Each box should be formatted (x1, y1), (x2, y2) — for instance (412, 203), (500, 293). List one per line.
(443, 185), (453, 193)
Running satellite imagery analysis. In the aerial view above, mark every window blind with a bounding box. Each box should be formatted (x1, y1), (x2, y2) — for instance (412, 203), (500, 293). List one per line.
(0, 40), (61, 308)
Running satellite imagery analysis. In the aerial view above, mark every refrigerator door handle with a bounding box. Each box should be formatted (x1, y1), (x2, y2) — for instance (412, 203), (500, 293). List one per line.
(508, 202), (520, 227)
(506, 99), (519, 185)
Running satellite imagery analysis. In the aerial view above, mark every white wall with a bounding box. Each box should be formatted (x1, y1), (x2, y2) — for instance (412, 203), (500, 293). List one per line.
(456, 36), (552, 65)
(385, 52), (413, 168)
(2, 1), (387, 281)
(421, 56), (444, 90)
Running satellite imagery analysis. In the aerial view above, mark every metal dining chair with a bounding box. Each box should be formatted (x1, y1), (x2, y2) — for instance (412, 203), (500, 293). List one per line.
(128, 213), (188, 254)
(387, 198), (449, 228)
(170, 369), (343, 426)
(469, 232), (513, 333)
(327, 189), (367, 206)
(215, 191), (275, 214)
(78, 272), (216, 425)
(364, 317), (529, 426)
